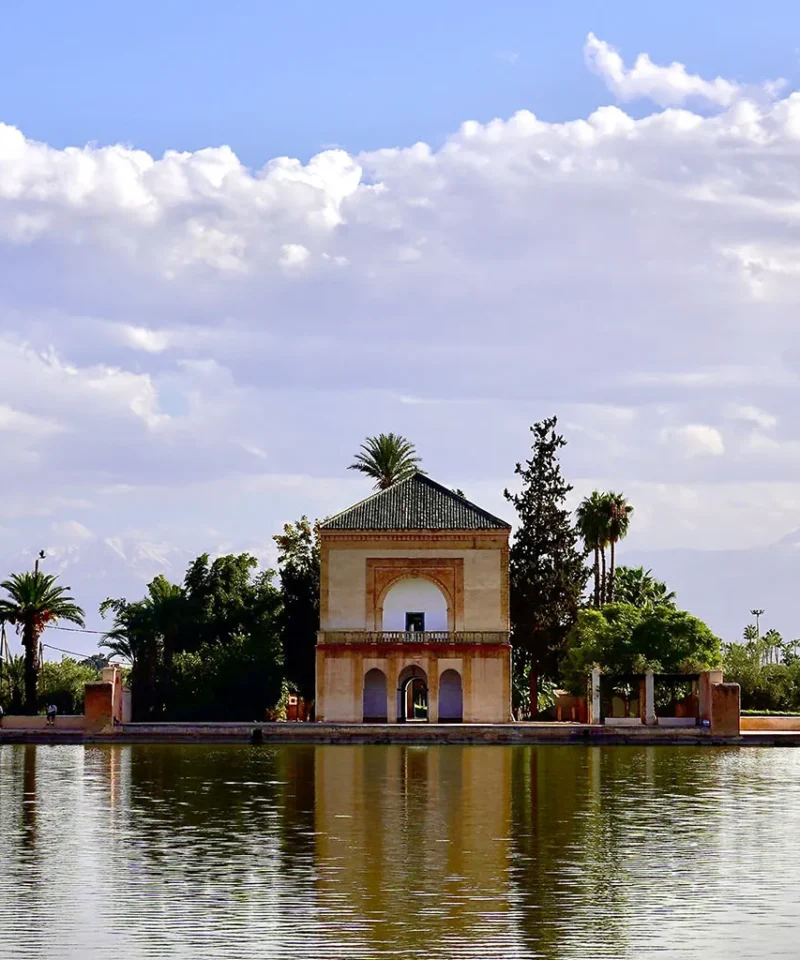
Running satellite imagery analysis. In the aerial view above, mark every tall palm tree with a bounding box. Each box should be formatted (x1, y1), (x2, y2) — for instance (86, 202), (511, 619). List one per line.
(348, 433), (424, 489)
(575, 491), (609, 607)
(0, 572), (85, 714)
(603, 492), (633, 603)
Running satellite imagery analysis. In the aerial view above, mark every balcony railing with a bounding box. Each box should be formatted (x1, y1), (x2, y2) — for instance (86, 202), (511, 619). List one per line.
(318, 630), (510, 645)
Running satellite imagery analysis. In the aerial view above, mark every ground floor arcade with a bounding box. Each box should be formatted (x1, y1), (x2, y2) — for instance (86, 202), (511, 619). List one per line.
(314, 642), (511, 724)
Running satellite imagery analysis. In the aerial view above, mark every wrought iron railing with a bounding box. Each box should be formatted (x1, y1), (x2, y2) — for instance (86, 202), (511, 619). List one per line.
(318, 631), (510, 645)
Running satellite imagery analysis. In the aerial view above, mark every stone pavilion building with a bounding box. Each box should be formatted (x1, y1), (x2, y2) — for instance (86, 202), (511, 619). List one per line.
(315, 473), (512, 723)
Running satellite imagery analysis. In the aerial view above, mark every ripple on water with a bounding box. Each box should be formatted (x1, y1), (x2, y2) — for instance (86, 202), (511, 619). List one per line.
(1, 744), (800, 959)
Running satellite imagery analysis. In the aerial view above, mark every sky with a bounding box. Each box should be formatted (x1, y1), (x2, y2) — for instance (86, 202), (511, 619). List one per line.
(2, 0), (800, 656)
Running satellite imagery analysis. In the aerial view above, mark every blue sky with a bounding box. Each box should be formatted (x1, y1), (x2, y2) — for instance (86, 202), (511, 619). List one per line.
(3, 2), (800, 653)
(3, 1), (798, 163)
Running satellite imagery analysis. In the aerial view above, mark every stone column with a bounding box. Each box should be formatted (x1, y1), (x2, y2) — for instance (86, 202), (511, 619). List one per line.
(428, 663), (439, 724)
(644, 670), (656, 725)
(589, 667), (601, 724)
(386, 656), (399, 724)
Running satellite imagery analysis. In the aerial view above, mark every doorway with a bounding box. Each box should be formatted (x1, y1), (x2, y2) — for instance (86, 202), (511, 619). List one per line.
(397, 664), (428, 722)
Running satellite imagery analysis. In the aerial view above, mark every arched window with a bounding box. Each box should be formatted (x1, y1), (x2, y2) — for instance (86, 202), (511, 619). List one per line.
(438, 669), (463, 722)
(362, 669), (388, 722)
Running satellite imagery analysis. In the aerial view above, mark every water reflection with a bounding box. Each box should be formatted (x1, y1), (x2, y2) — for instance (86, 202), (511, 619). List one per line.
(2, 744), (800, 959)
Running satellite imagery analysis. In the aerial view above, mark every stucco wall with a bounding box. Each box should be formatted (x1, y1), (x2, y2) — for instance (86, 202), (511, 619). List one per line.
(323, 543), (506, 631)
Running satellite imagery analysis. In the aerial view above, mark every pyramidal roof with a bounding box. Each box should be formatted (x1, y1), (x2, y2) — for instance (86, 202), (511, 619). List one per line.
(320, 472), (511, 531)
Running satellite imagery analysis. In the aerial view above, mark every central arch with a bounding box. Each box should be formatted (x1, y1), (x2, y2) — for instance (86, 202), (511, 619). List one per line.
(397, 664), (428, 722)
(381, 577), (449, 632)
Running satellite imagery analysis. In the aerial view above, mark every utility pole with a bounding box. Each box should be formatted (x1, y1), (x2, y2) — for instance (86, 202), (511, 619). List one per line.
(751, 608), (765, 639)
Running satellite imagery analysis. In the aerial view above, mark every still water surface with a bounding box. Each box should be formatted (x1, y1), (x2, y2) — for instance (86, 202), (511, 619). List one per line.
(1, 744), (798, 959)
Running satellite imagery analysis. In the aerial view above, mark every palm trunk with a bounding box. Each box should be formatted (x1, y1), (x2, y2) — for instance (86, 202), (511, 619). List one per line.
(593, 545), (600, 607)
(23, 623), (41, 715)
(600, 547), (607, 605)
(609, 539), (616, 603)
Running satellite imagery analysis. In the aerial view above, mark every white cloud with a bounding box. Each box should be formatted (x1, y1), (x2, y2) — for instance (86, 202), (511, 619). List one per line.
(584, 32), (743, 107)
(726, 403), (778, 429)
(279, 243), (310, 268)
(118, 325), (173, 353)
(660, 424), (726, 457)
(0, 404), (63, 436)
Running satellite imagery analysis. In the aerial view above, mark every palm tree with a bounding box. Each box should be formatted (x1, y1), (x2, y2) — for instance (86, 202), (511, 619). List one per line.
(603, 492), (634, 603)
(0, 572), (85, 714)
(348, 433), (424, 489)
(576, 491), (609, 607)
(614, 566), (676, 609)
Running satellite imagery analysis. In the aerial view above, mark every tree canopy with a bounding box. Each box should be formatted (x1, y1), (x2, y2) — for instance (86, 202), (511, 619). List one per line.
(561, 603), (722, 694)
(613, 566), (676, 610)
(101, 553), (284, 721)
(273, 516), (320, 701)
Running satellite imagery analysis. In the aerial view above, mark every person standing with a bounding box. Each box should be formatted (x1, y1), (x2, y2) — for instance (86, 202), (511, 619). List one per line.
(46, 703), (57, 727)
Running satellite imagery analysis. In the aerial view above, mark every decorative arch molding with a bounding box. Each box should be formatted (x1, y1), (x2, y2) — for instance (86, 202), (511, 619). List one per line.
(366, 558), (464, 631)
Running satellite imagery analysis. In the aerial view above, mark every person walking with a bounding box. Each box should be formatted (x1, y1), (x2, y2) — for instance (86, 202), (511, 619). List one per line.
(46, 703), (57, 727)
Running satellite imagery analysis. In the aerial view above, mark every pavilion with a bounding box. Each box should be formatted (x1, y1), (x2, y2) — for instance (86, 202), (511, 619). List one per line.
(315, 473), (512, 723)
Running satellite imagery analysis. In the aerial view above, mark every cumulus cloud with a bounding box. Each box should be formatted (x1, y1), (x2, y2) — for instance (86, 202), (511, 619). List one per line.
(660, 424), (726, 457)
(3, 37), (800, 644)
(585, 32), (745, 107)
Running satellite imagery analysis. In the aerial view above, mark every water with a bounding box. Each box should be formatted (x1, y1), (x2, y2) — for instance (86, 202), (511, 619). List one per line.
(1, 744), (798, 959)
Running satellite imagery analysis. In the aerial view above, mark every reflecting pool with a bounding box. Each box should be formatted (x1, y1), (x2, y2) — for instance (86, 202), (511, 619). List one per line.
(1, 744), (798, 959)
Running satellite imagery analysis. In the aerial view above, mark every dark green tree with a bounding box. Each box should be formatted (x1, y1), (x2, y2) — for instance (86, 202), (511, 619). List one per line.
(274, 517), (320, 703)
(561, 603), (721, 694)
(100, 591), (164, 721)
(504, 417), (589, 713)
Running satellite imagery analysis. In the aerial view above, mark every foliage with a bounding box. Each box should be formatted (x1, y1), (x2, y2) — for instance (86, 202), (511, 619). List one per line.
(723, 641), (800, 712)
(273, 517), (320, 702)
(613, 566), (676, 610)
(0, 571), (85, 714)
(348, 433), (424, 489)
(38, 658), (100, 714)
(561, 603), (722, 694)
(0, 654), (25, 713)
(504, 417), (589, 685)
(169, 629), (283, 722)
(101, 553), (284, 721)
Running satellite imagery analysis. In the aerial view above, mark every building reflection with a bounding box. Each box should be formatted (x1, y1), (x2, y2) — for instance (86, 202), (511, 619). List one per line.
(314, 745), (515, 953)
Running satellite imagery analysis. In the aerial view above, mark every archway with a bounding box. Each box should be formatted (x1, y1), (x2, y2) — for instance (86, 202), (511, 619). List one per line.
(438, 669), (463, 723)
(362, 668), (388, 723)
(397, 665), (428, 722)
(381, 578), (448, 632)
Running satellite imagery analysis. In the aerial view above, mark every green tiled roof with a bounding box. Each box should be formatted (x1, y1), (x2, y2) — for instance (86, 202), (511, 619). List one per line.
(321, 473), (511, 531)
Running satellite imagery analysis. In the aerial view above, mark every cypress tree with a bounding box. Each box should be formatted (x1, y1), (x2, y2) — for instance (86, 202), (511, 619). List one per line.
(504, 417), (588, 715)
